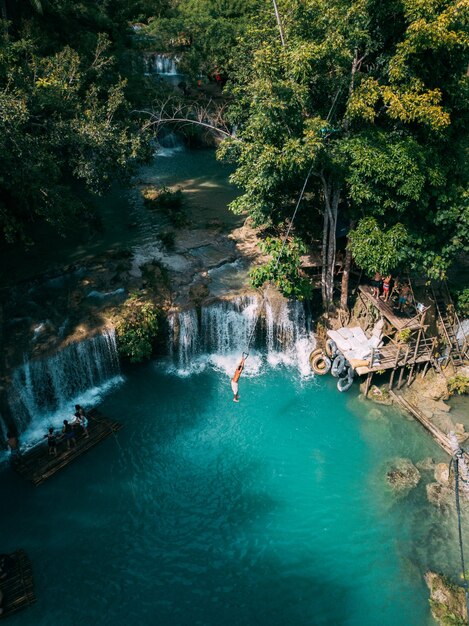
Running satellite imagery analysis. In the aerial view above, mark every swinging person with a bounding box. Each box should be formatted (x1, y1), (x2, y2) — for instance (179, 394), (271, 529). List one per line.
(231, 355), (247, 402)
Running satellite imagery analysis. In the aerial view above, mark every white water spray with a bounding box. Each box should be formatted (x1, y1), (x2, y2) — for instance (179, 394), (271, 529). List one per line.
(168, 295), (315, 378)
(7, 329), (123, 444)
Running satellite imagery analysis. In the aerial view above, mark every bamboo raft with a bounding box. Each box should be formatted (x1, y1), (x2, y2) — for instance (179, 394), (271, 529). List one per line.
(0, 550), (36, 618)
(12, 410), (122, 486)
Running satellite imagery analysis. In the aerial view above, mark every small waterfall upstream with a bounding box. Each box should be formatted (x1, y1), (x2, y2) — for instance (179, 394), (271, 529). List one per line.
(168, 295), (316, 377)
(6, 329), (122, 445)
(145, 53), (180, 75)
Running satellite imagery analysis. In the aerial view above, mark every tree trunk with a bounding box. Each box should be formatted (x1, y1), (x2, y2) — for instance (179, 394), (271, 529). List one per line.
(340, 222), (355, 310)
(321, 175), (340, 313)
(321, 203), (329, 308)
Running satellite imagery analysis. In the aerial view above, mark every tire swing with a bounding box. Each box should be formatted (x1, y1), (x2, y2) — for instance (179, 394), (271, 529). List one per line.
(325, 339), (338, 359)
(337, 366), (354, 392)
(310, 352), (331, 375)
(331, 354), (346, 378)
(308, 348), (323, 369)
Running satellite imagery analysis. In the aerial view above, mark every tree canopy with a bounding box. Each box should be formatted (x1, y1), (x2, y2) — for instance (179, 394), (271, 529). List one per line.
(219, 0), (469, 308)
(0, 0), (154, 244)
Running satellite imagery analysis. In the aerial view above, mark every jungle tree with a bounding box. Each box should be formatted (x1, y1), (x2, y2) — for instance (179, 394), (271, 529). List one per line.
(219, 0), (469, 311)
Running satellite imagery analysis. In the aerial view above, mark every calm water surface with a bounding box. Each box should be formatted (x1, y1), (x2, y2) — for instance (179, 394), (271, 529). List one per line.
(0, 363), (456, 626)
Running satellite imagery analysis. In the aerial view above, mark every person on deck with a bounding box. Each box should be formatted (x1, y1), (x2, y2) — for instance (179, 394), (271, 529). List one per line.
(231, 356), (246, 402)
(397, 283), (410, 312)
(382, 275), (392, 302)
(372, 272), (382, 298)
(73, 405), (89, 438)
(44, 427), (58, 456)
(62, 420), (76, 450)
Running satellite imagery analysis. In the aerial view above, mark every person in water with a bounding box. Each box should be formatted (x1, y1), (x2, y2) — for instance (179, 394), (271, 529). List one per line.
(231, 355), (246, 402)
(44, 427), (58, 456)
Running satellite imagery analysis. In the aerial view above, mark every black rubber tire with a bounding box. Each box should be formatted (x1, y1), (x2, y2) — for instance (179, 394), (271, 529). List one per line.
(331, 354), (346, 378)
(325, 339), (338, 358)
(337, 375), (354, 392)
(311, 353), (331, 375)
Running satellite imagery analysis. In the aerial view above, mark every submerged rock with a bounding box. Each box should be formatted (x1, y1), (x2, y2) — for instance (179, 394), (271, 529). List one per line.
(416, 457), (436, 472)
(386, 458), (421, 494)
(425, 571), (467, 626)
(426, 482), (452, 507)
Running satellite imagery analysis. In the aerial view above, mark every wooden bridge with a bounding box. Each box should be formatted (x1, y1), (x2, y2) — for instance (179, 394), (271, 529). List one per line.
(12, 410), (122, 486)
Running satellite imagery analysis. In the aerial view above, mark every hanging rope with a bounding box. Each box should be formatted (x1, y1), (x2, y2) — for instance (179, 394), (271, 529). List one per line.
(449, 432), (469, 622)
(454, 456), (469, 622)
(242, 163), (315, 356)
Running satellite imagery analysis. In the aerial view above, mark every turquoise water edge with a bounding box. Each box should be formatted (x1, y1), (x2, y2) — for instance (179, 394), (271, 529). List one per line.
(0, 361), (456, 626)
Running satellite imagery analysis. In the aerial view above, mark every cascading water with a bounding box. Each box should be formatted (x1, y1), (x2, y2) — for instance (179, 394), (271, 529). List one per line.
(146, 53), (180, 75)
(6, 328), (122, 446)
(168, 295), (316, 377)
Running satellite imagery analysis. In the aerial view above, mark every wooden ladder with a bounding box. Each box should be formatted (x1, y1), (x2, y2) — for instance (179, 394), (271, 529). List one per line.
(431, 282), (467, 367)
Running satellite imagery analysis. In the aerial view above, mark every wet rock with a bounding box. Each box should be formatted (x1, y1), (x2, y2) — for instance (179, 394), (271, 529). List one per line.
(434, 463), (450, 485)
(368, 385), (393, 405)
(425, 571), (467, 626)
(386, 458), (421, 494)
(188, 281), (210, 305)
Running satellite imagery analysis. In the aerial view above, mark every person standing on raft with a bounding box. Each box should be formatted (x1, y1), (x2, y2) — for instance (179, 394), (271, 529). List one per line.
(231, 355), (246, 402)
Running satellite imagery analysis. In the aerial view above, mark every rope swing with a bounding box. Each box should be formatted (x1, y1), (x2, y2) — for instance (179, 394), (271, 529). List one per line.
(231, 165), (313, 394)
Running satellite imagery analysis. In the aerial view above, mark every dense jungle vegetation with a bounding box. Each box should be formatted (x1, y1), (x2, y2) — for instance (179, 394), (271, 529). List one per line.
(0, 0), (468, 311)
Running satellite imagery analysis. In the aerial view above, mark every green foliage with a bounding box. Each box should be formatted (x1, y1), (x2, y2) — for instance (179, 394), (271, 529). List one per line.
(0, 1), (152, 245)
(348, 218), (408, 277)
(250, 236), (311, 300)
(396, 328), (412, 343)
(447, 375), (469, 396)
(115, 295), (159, 363)
(215, 0), (468, 302)
(455, 288), (469, 319)
(143, 0), (257, 79)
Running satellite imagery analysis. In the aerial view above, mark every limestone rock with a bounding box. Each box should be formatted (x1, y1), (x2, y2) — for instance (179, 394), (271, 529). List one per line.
(434, 463), (450, 485)
(368, 385), (393, 405)
(425, 571), (467, 626)
(386, 458), (421, 494)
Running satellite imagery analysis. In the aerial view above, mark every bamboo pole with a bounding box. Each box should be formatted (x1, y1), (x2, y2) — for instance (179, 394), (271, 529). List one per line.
(272, 0), (286, 47)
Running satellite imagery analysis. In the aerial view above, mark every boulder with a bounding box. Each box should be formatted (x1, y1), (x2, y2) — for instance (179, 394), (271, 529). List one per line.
(386, 458), (421, 494)
(434, 463), (450, 485)
(425, 571), (467, 626)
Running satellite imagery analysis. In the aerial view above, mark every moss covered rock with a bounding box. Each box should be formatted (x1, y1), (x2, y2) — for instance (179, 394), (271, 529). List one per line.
(425, 571), (467, 626)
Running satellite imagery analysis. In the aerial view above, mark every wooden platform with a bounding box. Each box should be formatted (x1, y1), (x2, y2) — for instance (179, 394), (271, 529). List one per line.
(354, 337), (435, 375)
(12, 411), (122, 486)
(358, 285), (423, 331)
(0, 550), (36, 618)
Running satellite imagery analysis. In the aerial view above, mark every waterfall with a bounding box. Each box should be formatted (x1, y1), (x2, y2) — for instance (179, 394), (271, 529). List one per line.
(6, 329), (122, 444)
(146, 53), (180, 75)
(168, 295), (315, 377)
